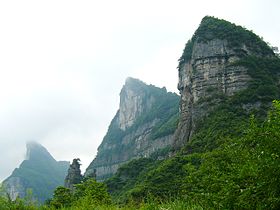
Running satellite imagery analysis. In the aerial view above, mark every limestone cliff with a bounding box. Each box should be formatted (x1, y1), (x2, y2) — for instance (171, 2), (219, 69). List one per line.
(86, 78), (179, 180)
(64, 158), (83, 189)
(173, 16), (276, 149)
(119, 78), (155, 130)
(2, 142), (69, 202)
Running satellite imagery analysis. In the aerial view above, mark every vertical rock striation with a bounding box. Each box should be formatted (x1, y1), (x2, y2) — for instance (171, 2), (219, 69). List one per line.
(173, 16), (275, 149)
(119, 77), (155, 130)
(86, 78), (179, 180)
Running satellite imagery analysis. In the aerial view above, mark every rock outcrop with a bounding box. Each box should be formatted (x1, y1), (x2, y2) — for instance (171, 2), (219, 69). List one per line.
(64, 158), (83, 189)
(2, 142), (69, 202)
(86, 78), (179, 180)
(2, 177), (26, 200)
(173, 16), (275, 149)
(119, 78), (155, 130)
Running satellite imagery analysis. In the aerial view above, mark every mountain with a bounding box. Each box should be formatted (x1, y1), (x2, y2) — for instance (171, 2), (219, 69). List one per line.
(85, 77), (179, 180)
(173, 15), (277, 150)
(3, 16), (279, 209)
(103, 16), (280, 207)
(2, 142), (69, 202)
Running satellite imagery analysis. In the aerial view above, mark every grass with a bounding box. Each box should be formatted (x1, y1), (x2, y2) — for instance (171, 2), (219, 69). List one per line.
(0, 198), (204, 210)
(51, 200), (204, 210)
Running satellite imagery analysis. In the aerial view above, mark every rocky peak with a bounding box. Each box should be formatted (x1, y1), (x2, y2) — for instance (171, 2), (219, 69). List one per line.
(26, 141), (56, 162)
(85, 78), (179, 180)
(119, 77), (155, 130)
(174, 16), (275, 150)
(64, 158), (83, 189)
(3, 142), (69, 202)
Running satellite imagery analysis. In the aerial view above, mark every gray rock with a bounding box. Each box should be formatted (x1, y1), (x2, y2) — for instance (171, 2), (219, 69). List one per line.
(119, 77), (155, 130)
(86, 78), (178, 180)
(2, 177), (26, 201)
(173, 34), (274, 149)
(64, 158), (83, 189)
(174, 39), (252, 149)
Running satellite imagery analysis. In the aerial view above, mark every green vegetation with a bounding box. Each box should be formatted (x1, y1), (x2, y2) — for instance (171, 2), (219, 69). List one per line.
(9, 161), (68, 203)
(122, 85), (179, 138)
(87, 83), (179, 179)
(49, 178), (111, 208)
(104, 100), (280, 209)
(2, 101), (280, 209)
(231, 56), (280, 104)
(187, 54), (280, 153)
(150, 112), (179, 140)
(178, 16), (274, 68)
(105, 158), (160, 203)
(102, 46), (280, 207)
(0, 195), (203, 210)
(2, 16), (280, 210)
(2, 143), (69, 203)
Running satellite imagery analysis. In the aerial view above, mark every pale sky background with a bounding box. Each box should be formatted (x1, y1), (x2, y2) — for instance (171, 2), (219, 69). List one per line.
(0, 0), (279, 182)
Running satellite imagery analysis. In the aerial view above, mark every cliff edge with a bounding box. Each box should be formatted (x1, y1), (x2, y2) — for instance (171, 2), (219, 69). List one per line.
(86, 78), (179, 180)
(173, 16), (276, 149)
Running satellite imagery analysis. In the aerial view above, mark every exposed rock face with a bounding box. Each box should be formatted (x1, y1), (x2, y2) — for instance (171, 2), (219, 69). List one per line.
(64, 158), (83, 189)
(174, 40), (251, 149)
(173, 16), (275, 149)
(119, 78), (155, 130)
(86, 78), (179, 180)
(3, 177), (26, 201)
(2, 142), (69, 202)
(180, 40), (251, 102)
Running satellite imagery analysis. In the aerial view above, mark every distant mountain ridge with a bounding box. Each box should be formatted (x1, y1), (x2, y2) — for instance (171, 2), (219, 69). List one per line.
(2, 142), (69, 202)
(85, 77), (179, 180)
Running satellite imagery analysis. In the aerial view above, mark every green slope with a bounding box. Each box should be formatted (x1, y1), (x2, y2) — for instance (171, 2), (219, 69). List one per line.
(104, 16), (280, 209)
(3, 142), (69, 202)
(86, 79), (179, 180)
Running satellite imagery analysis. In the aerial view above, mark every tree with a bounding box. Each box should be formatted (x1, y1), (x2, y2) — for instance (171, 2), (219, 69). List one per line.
(50, 186), (72, 208)
(73, 178), (111, 207)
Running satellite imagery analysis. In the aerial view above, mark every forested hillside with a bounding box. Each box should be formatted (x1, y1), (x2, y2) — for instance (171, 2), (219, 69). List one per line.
(2, 142), (69, 203)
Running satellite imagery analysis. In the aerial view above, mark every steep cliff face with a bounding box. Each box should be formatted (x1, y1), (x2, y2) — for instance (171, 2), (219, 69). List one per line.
(3, 142), (69, 202)
(174, 16), (276, 149)
(102, 17), (280, 203)
(64, 158), (83, 189)
(119, 78), (155, 130)
(86, 78), (179, 180)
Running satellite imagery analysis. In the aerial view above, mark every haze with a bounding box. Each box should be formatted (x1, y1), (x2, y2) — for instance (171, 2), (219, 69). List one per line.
(0, 0), (279, 182)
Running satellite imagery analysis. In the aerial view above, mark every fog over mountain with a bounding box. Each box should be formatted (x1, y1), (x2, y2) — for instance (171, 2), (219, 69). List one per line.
(0, 0), (280, 181)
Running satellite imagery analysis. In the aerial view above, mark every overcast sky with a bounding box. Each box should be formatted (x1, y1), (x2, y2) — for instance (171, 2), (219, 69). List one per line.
(0, 0), (279, 182)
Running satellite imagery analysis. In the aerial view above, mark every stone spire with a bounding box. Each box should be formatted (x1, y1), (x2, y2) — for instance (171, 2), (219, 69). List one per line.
(64, 158), (83, 189)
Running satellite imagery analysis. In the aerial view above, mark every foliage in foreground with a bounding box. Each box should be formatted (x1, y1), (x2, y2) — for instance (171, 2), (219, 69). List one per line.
(0, 194), (203, 210)
(1, 101), (280, 210)
(106, 100), (280, 209)
(49, 178), (111, 208)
